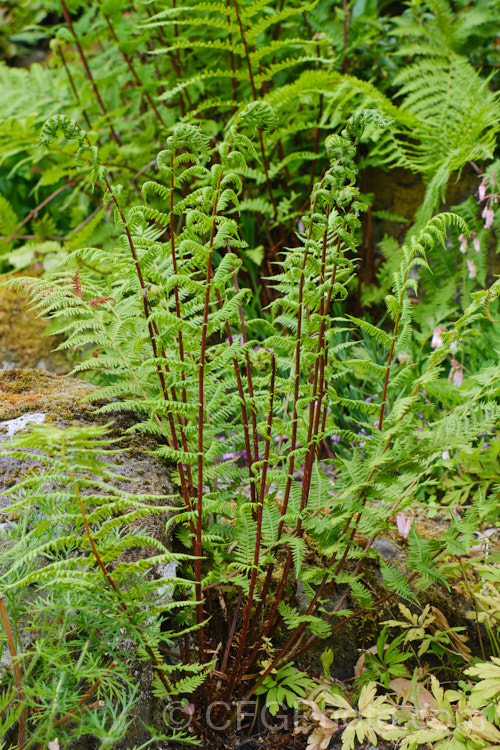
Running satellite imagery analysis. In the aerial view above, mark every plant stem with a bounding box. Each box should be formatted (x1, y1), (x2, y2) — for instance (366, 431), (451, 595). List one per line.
(60, 1), (121, 146)
(99, 163), (195, 528)
(194, 167), (225, 660)
(57, 44), (92, 129)
(342, 0), (350, 74)
(231, 0), (277, 219)
(2, 180), (77, 247)
(64, 456), (173, 694)
(224, 352), (276, 700)
(98, 2), (168, 130)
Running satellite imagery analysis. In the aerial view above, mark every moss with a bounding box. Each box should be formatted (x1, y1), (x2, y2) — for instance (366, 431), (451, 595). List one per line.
(0, 368), (52, 393)
(0, 281), (69, 371)
(0, 368), (96, 421)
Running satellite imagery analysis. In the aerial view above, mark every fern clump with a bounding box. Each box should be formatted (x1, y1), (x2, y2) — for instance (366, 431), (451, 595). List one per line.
(2, 104), (498, 745)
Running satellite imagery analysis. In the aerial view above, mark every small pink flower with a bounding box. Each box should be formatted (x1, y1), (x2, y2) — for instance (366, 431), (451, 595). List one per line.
(473, 237), (481, 254)
(458, 233), (468, 254)
(467, 258), (476, 279)
(478, 183), (486, 202)
(182, 703), (195, 716)
(484, 208), (494, 229)
(431, 325), (445, 349)
(442, 450), (450, 460)
(448, 358), (464, 387)
(396, 513), (412, 540)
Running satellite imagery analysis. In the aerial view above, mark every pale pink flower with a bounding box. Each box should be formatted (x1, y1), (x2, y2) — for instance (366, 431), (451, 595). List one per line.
(448, 358), (463, 387)
(473, 237), (481, 254)
(478, 183), (486, 202)
(483, 208), (494, 229)
(396, 513), (412, 540)
(453, 367), (463, 387)
(467, 258), (476, 278)
(442, 450), (450, 460)
(458, 233), (468, 254)
(431, 325), (446, 349)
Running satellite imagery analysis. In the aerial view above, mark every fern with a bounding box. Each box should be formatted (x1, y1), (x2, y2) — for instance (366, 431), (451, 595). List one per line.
(0, 422), (196, 747)
(0, 24), (499, 731)
(390, 0), (500, 230)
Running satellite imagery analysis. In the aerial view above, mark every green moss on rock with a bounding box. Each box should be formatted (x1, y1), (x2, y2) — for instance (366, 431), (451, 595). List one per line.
(0, 281), (70, 372)
(0, 368), (96, 421)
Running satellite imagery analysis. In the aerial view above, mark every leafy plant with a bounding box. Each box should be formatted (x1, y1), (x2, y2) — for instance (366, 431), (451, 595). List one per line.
(2, 0), (499, 319)
(298, 661), (500, 750)
(355, 626), (413, 688)
(255, 663), (316, 716)
(0, 422), (196, 747)
(299, 681), (398, 750)
(383, 603), (472, 664)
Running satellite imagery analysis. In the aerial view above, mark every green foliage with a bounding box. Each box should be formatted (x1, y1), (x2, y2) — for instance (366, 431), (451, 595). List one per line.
(1, 0), (500, 740)
(1, 106), (497, 745)
(1, 0), (498, 298)
(0, 423), (197, 747)
(356, 627), (413, 689)
(255, 663), (316, 715)
(389, 0), (500, 229)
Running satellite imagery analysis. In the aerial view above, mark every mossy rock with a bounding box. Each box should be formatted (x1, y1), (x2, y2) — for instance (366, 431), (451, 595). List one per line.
(0, 367), (95, 421)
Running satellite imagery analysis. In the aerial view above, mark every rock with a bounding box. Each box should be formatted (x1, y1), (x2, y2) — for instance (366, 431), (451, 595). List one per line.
(1, 411), (46, 436)
(0, 367), (94, 423)
(371, 538), (400, 560)
(0, 368), (179, 746)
